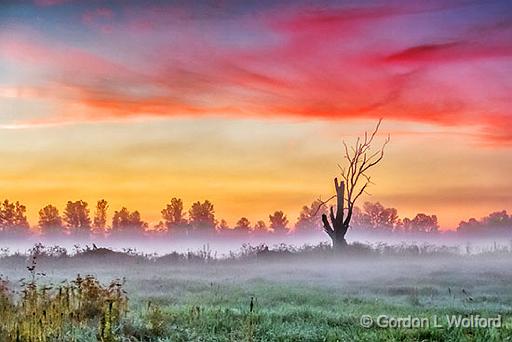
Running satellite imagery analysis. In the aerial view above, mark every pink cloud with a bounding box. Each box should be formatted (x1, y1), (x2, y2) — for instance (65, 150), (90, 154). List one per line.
(3, 2), (511, 145)
(0, 38), (133, 80)
(384, 42), (512, 64)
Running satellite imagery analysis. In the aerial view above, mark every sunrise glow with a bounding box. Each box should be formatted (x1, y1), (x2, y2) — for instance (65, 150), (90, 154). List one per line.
(1, 0), (511, 229)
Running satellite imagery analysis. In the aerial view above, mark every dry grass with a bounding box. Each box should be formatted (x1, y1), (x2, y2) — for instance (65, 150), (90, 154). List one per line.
(0, 254), (128, 341)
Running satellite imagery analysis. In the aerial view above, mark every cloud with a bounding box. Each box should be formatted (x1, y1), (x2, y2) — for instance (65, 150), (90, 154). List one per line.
(384, 42), (512, 64)
(479, 115), (512, 146)
(2, 1), (511, 144)
(385, 43), (463, 63)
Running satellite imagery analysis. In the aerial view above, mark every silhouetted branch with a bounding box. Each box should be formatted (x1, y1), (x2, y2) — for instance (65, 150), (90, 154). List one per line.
(323, 119), (389, 249)
(312, 195), (336, 216)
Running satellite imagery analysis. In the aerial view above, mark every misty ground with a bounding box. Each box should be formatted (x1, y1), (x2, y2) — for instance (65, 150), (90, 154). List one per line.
(1, 245), (512, 341)
(1, 230), (509, 256)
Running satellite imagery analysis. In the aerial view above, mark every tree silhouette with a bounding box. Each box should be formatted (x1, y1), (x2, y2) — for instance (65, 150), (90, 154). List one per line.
(457, 218), (481, 235)
(321, 120), (389, 250)
(352, 201), (399, 231)
(63, 200), (91, 237)
(93, 199), (109, 234)
(39, 204), (64, 237)
(253, 220), (267, 234)
(161, 197), (187, 233)
(0, 200), (29, 237)
(295, 199), (326, 234)
(482, 210), (511, 229)
(269, 211), (289, 234)
(400, 213), (438, 233)
(234, 217), (251, 234)
(458, 210), (512, 235)
(188, 200), (216, 232)
(112, 207), (147, 236)
(216, 219), (230, 234)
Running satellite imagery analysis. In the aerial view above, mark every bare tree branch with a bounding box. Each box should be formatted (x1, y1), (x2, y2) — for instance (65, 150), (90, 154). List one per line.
(322, 119), (389, 249)
(311, 195), (336, 216)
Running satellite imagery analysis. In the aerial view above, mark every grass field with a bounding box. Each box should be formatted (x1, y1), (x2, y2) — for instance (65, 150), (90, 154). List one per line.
(1, 246), (512, 341)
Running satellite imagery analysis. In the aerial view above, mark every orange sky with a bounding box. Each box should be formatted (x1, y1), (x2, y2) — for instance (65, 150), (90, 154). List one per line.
(0, 0), (511, 229)
(0, 118), (510, 229)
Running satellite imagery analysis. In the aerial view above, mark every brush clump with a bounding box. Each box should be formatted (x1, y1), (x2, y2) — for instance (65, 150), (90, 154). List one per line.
(0, 258), (128, 342)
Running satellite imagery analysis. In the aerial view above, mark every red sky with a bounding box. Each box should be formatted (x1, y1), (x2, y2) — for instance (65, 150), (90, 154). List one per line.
(0, 0), (511, 229)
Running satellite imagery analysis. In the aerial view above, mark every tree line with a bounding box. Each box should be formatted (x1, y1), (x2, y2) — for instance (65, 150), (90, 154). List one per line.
(457, 210), (512, 236)
(0, 197), (507, 239)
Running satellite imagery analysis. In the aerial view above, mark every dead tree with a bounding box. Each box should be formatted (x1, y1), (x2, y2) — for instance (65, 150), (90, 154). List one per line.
(321, 120), (389, 250)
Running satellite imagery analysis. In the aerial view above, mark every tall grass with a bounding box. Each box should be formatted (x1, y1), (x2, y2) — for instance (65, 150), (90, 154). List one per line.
(0, 255), (128, 341)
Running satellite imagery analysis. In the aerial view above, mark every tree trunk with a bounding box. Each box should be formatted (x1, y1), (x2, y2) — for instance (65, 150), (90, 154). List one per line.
(332, 234), (348, 251)
(322, 178), (350, 251)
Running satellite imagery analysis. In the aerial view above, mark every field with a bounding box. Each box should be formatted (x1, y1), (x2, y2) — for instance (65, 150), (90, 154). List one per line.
(1, 245), (512, 341)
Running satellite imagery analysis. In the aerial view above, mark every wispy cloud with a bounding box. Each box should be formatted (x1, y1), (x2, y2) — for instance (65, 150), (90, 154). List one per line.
(1, 1), (511, 144)
(384, 42), (512, 64)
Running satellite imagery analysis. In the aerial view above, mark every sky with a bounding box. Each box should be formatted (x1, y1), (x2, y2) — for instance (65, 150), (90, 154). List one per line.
(0, 0), (511, 230)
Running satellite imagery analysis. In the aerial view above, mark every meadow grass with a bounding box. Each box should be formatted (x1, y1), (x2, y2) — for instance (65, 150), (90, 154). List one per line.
(1, 245), (512, 341)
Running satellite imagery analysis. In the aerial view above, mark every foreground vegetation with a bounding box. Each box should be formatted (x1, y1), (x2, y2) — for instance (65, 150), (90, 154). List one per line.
(0, 243), (512, 341)
(0, 252), (128, 341)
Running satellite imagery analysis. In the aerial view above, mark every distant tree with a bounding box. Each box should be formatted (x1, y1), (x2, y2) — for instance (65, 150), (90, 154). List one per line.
(352, 202), (399, 231)
(253, 220), (267, 234)
(269, 211), (289, 234)
(92, 199), (108, 233)
(458, 210), (512, 235)
(482, 210), (512, 229)
(234, 217), (251, 234)
(111, 207), (147, 235)
(0, 200), (30, 237)
(154, 221), (166, 232)
(188, 200), (216, 232)
(457, 218), (481, 235)
(63, 200), (91, 236)
(161, 198), (187, 233)
(216, 219), (230, 234)
(349, 206), (363, 226)
(218, 219), (229, 230)
(39, 204), (64, 237)
(401, 213), (439, 233)
(295, 199), (326, 234)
